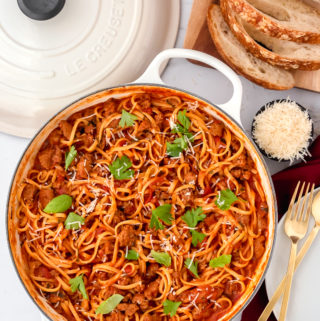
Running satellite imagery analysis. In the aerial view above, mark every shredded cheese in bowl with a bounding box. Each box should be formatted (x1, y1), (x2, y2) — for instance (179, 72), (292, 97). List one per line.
(252, 99), (313, 162)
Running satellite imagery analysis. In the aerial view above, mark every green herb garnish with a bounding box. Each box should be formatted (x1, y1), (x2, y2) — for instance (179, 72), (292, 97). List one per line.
(163, 300), (181, 317)
(215, 189), (238, 210)
(65, 145), (77, 171)
(184, 258), (199, 278)
(43, 194), (72, 213)
(150, 204), (173, 230)
(182, 207), (206, 247)
(151, 250), (171, 267)
(166, 142), (183, 157)
(181, 207), (205, 228)
(167, 110), (194, 157)
(64, 212), (85, 230)
(190, 230), (206, 247)
(109, 155), (134, 180)
(209, 254), (232, 268)
(96, 294), (124, 315)
(125, 249), (139, 260)
(69, 275), (88, 299)
(119, 110), (138, 128)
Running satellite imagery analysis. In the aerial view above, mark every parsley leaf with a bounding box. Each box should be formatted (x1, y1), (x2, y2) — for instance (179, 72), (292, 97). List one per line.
(209, 254), (232, 268)
(178, 110), (190, 130)
(184, 258), (199, 278)
(96, 294), (124, 315)
(215, 189), (238, 210)
(166, 142), (183, 157)
(174, 136), (189, 149)
(151, 250), (171, 267)
(109, 155), (135, 180)
(119, 110), (138, 128)
(181, 207), (206, 228)
(172, 123), (186, 134)
(150, 204), (173, 230)
(190, 230), (206, 247)
(150, 213), (165, 230)
(125, 249), (139, 260)
(168, 110), (194, 157)
(65, 145), (77, 171)
(163, 300), (181, 317)
(69, 275), (88, 299)
(153, 204), (173, 224)
(64, 212), (85, 230)
(43, 194), (72, 213)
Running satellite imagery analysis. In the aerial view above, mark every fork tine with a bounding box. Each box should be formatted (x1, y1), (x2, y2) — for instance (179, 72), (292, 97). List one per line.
(304, 183), (315, 223)
(286, 181), (301, 222)
(293, 181), (305, 220)
(297, 182), (310, 221)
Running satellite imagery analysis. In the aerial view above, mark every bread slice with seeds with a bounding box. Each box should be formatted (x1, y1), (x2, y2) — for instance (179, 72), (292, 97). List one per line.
(207, 4), (294, 90)
(220, 0), (320, 70)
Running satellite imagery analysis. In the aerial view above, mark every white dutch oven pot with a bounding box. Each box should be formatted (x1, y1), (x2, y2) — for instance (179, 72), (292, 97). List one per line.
(7, 48), (277, 321)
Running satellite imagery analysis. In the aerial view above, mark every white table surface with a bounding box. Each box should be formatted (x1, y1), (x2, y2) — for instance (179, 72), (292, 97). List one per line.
(1, 1), (320, 320)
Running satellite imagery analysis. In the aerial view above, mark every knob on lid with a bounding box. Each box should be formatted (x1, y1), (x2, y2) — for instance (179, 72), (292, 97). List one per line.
(17, 0), (65, 20)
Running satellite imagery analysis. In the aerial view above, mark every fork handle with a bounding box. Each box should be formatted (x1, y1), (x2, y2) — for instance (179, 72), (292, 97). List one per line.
(279, 241), (298, 321)
(258, 226), (319, 321)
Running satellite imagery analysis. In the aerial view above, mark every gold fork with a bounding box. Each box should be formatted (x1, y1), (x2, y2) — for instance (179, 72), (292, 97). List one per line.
(258, 182), (316, 321)
(258, 182), (313, 321)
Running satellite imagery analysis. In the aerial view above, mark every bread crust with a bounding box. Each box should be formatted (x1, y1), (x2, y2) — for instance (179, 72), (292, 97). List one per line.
(227, 0), (320, 44)
(207, 4), (294, 90)
(220, 0), (320, 70)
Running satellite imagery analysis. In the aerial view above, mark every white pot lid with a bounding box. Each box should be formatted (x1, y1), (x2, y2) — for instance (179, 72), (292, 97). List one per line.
(0, 0), (180, 138)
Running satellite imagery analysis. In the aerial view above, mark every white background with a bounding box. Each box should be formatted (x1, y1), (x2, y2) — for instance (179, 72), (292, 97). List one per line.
(1, 0), (320, 320)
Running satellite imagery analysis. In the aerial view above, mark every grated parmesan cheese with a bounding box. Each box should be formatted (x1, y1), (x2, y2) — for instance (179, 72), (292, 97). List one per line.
(252, 100), (312, 162)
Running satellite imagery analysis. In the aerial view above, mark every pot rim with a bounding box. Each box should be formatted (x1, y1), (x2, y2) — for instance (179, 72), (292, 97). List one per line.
(6, 82), (278, 321)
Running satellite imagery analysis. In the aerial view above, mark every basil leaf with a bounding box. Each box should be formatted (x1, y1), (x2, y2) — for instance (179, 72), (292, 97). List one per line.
(190, 230), (206, 247)
(163, 300), (181, 317)
(125, 249), (139, 260)
(151, 250), (171, 267)
(96, 294), (124, 315)
(209, 254), (232, 268)
(64, 212), (85, 230)
(150, 204), (173, 230)
(43, 194), (72, 213)
(109, 155), (135, 180)
(119, 110), (138, 128)
(184, 258), (199, 278)
(215, 189), (238, 210)
(69, 275), (88, 299)
(65, 145), (77, 171)
(181, 207), (206, 228)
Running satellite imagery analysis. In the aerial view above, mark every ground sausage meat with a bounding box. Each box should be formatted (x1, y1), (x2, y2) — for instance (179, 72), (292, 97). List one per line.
(22, 184), (37, 203)
(132, 294), (149, 311)
(144, 279), (160, 300)
(117, 303), (139, 316)
(39, 189), (54, 209)
(118, 225), (136, 247)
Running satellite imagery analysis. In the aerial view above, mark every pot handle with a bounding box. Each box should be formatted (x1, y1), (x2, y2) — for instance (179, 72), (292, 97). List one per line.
(134, 48), (243, 126)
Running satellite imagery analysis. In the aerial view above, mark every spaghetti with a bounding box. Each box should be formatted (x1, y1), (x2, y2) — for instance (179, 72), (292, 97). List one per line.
(14, 91), (269, 321)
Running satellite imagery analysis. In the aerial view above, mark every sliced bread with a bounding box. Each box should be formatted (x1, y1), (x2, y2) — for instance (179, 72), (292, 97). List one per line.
(226, 0), (320, 43)
(220, 0), (320, 70)
(302, 0), (320, 10)
(207, 4), (294, 90)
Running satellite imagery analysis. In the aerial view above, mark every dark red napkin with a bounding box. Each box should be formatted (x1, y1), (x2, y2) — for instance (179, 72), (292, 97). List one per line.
(241, 136), (320, 321)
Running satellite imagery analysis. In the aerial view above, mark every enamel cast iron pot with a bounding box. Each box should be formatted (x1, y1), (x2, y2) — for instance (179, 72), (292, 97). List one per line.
(7, 48), (277, 321)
